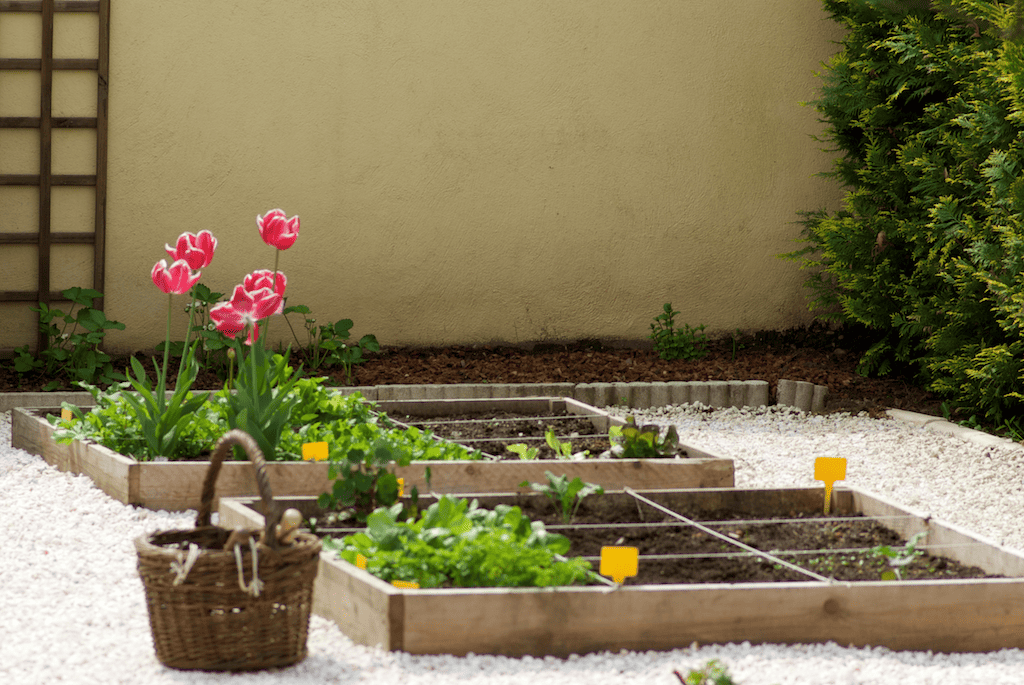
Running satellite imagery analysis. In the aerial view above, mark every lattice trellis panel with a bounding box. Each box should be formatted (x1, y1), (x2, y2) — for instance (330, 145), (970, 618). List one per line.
(0, 0), (108, 353)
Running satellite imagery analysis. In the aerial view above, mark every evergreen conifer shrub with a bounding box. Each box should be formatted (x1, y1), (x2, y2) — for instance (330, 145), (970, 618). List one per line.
(787, 0), (1024, 428)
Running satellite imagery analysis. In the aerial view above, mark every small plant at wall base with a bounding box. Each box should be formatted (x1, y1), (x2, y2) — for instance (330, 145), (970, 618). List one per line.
(282, 304), (380, 384)
(650, 303), (709, 361)
(11, 287), (126, 390)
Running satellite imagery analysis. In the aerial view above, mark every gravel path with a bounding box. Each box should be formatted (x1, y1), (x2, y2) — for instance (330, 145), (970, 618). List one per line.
(3, 405), (1024, 685)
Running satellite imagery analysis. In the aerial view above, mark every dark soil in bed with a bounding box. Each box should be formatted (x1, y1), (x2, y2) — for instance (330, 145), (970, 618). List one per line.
(391, 410), (615, 460)
(317, 494), (995, 586)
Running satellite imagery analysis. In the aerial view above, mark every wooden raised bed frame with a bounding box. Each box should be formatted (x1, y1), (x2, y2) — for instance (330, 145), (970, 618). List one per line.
(10, 397), (733, 511)
(219, 485), (1024, 656)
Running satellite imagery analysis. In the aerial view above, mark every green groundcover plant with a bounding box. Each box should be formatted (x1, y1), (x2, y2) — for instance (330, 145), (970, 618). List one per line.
(785, 0), (1024, 435)
(325, 496), (594, 588)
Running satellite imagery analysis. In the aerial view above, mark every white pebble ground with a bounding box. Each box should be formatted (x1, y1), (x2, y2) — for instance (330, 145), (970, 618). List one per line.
(3, 405), (1024, 685)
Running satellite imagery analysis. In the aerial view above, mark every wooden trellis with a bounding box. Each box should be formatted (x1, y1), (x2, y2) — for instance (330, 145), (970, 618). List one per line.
(0, 0), (109, 353)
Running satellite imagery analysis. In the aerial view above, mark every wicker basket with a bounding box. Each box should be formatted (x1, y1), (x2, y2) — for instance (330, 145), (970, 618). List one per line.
(135, 430), (321, 671)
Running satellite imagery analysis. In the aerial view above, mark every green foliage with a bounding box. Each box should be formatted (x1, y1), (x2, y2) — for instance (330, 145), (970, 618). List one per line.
(544, 427), (589, 459)
(325, 496), (593, 588)
(507, 442), (540, 460)
(117, 344), (211, 458)
(650, 303), (709, 361)
(317, 438), (411, 523)
(784, 0), (1024, 426)
(518, 471), (604, 524)
(50, 382), (223, 461)
(11, 287), (126, 390)
(872, 531), (927, 580)
(157, 282), (231, 377)
(609, 416), (682, 459)
(282, 303), (380, 384)
(674, 660), (738, 685)
(218, 337), (304, 461)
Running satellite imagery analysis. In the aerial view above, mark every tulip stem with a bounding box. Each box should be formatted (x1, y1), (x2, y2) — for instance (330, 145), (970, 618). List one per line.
(263, 250), (281, 346)
(176, 293), (198, 381)
(159, 293), (172, 412)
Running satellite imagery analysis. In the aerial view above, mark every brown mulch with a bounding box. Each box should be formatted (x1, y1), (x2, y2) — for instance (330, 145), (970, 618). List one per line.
(0, 323), (944, 417)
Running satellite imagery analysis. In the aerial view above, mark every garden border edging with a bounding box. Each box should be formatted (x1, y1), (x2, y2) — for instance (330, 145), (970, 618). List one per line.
(0, 378), (824, 413)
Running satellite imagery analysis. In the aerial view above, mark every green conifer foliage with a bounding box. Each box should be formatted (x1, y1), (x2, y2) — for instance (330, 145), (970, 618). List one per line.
(787, 0), (1024, 427)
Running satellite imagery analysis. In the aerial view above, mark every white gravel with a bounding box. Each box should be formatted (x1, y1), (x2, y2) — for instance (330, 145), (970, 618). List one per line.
(3, 404), (1024, 685)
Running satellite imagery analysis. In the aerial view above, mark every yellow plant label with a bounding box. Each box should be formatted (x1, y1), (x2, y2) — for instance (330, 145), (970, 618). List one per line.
(355, 554), (367, 570)
(391, 580), (419, 589)
(60, 408), (73, 421)
(814, 456), (847, 515)
(599, 546), (639, 584)
(301, 442), (329, 461)
(397, 478), (405, 497)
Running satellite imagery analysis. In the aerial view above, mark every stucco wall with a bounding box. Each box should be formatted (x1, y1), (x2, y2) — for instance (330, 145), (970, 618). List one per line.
(1, 1), (845, 353)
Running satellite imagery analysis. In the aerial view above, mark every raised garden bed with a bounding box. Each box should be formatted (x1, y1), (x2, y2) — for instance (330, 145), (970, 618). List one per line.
(9, 397), (733, 511)
(219, 485), (1024, 656)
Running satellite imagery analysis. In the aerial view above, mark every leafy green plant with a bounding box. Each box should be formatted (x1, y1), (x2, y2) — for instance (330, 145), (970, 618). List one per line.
(11, 287), (126, 390)
(783, 0), (1024, 427)
(673, 659), (738, 685)
(649, 303), (709, 361)
(518, 471), (604, 524)
(325, 496), (593, 587)
(872, 531), (927, 581)
(544, 428), (588, 459)
(50, 382), (223, 461)
(317, 436), (412, 523)
(609, 416), (682, 459)
(507, 443), (540, 460)
(282, 304), (380, 384)
(218, 337), (304, 461)
(118, 344), (211, 458)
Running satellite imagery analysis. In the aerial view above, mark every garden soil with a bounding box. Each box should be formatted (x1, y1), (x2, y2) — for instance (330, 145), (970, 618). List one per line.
(0, 323), (945, 418)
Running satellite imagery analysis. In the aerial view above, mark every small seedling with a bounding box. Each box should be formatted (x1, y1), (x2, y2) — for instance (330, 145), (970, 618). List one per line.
(519, 471), (604, 524)
(544, 428), (589, 460)
(872, 532), (927, 581)
(508, 443), (540, 460)
(649, 303), (709, 361)
(609, 416), (682, 458)
(673, 659), (738, 685)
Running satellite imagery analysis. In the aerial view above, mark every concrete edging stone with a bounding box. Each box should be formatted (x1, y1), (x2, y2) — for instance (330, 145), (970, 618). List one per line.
(0, 378), (827, 413)
(885, 408), (1020, 449)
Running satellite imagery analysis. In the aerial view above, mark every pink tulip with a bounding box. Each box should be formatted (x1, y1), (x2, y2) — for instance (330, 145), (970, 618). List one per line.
(243, 269), (287, 297)
(209, 284), (283, 345)
(165, 230), (217, 269)
(257, 209), (300, 250)
(152, 259), (201, 295)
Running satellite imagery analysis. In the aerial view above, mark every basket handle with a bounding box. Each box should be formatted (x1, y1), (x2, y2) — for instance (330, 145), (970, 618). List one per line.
(196, 429), (281, 550)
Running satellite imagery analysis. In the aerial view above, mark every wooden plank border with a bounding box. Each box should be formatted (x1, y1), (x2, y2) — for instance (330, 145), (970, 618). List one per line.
(10, 399), (735, 510)
(220, 487), (1024, 655)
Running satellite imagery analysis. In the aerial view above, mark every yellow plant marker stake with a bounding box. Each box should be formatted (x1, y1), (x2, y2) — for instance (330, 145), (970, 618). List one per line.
(814, 457), (847, 515)
(355, 554), (367, 570)
(60, 408), (73, 422)
(391, 580), (419, 589)
(397, 478), (405, 497)
(600, 546), (639, 584)
(301, 441), (329, 461)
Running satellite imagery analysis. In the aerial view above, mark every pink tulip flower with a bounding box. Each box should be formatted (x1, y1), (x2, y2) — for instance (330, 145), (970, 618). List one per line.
(243, 269), (287, 298)
(257, 209), (300, 250)
(209, 284), (283, 345)
(152, 259), (201, 295)
(165, 230), (217, 269)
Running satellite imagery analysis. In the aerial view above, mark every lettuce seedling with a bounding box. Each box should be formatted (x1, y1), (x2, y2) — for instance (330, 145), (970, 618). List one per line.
(519, 470), (604, 524)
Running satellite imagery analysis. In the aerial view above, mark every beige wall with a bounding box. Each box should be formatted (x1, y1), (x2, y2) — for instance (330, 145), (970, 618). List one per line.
(1, 1), (845, 353)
